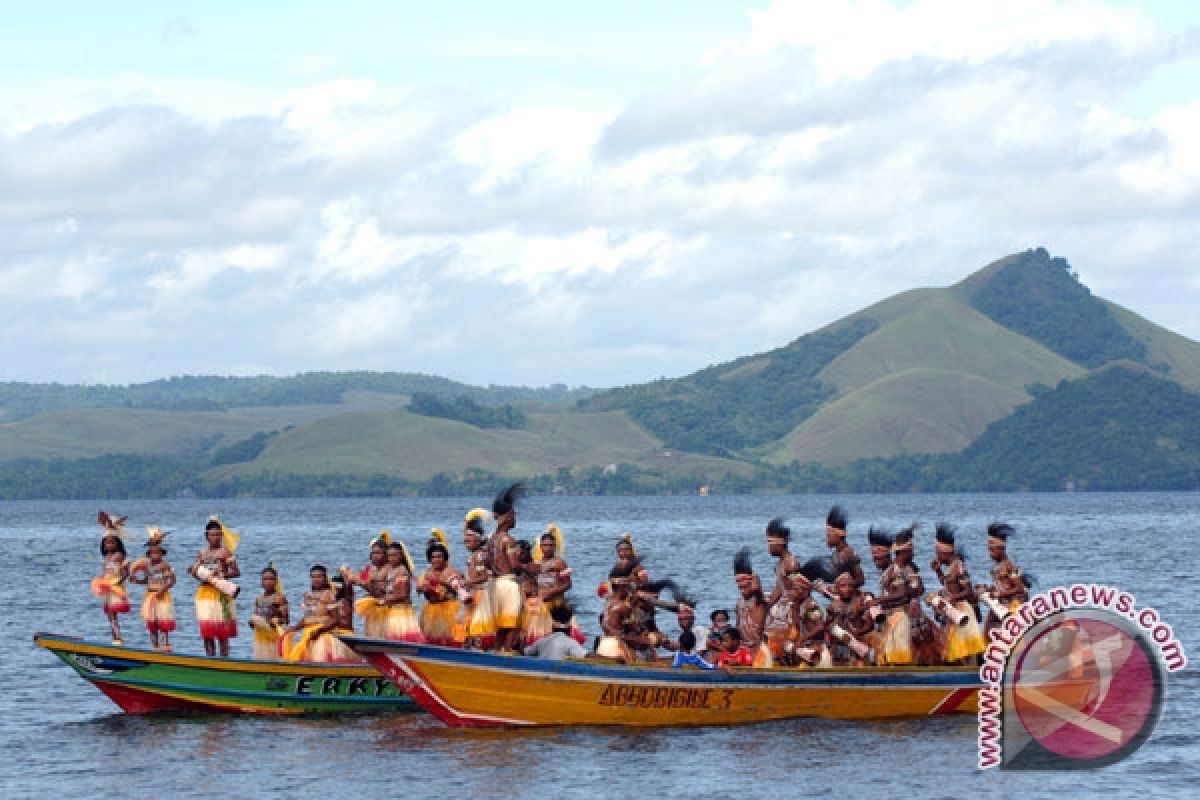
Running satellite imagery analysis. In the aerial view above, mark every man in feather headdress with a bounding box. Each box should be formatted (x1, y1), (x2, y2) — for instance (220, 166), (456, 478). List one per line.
(825, 505), (865, 589)
(487, 483), (527, 654)
(765, 517), (800, 606)
(980, 523), (1029, 637)
(523, 524), (575, 646)
(733, 548), (771, 667)
(930, 523), (986, 664)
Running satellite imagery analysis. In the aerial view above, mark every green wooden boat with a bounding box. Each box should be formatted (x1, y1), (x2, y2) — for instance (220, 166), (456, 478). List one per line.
(35, 631), (414, 715)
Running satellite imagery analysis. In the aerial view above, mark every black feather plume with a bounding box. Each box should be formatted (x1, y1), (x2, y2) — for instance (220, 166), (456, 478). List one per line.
(766, 517), (790, 541)
(798, 556), (836, 584)
(867, 525), (893, 548)
(492, 482), (527, 515)
(733, 547), (754, 575)
(935, 523), (956, 546)
(826, 505), (848, 531)
(987, 522), (1015, 540)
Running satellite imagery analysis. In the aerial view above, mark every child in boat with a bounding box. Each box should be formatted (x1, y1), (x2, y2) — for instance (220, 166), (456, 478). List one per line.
(250, 564), (289, 660)
(91, 512), (131, 645)
(707, 609), (731, 655)
(671, 629), (714, 670)
(715, 628), (754, 668)
(129, 527), (176, 651)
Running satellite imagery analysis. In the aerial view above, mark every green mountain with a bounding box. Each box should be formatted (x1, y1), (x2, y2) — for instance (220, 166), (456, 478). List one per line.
(4, 248), (1200, 497)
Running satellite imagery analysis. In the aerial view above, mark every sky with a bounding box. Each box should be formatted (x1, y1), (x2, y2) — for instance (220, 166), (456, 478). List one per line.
(2, 0), (1199, 388)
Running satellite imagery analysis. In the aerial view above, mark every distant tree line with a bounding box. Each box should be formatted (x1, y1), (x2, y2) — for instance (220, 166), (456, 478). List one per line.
(2, 365), (1197, 499)
(0, 372), (596, 422)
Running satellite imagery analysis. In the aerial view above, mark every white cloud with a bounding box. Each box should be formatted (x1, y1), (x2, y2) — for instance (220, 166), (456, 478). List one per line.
(2, 0), (1198, 385)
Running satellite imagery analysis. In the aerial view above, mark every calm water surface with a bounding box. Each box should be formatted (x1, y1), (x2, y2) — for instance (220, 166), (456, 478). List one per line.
(2, 494), (1195, 798)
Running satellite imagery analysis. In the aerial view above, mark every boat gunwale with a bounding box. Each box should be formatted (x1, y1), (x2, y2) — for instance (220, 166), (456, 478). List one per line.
(342, 636), (982, 688)
(34, 631), (382, 677)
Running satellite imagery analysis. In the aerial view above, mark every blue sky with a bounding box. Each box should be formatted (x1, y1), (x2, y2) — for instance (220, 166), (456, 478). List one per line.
(2, 1), (1199, 386)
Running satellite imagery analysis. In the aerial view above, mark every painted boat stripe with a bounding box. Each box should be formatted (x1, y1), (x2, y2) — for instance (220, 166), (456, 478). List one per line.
(80, 674), (406, 706)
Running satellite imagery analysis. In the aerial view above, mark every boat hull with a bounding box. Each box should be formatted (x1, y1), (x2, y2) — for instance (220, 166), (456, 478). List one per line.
(344, 637), (982, 728)
(35, 632), (413, 715)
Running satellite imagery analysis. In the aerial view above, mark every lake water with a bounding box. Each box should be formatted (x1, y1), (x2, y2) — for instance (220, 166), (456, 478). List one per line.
(2, 493), (1196, 798)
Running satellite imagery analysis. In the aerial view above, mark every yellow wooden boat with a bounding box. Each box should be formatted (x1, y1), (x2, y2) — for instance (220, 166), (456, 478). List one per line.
(343, 636), (983, 728)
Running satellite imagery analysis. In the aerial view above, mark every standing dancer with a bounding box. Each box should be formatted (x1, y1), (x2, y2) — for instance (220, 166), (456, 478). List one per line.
(825, 505), (865, 588)
(129, 527), (176, 651)
(91, 511), (131, 645)
(188, 516), (241, 657)
(487, 483), (527, 654)
(930, 524), (986, 664)
(250, 563), (289, 660)
(348, 531), (391, 639)
(524, 524), (574, 646)
(382, 540), (424, 642)
(417, 529), (464, 646)
(461, 509), (496, 649)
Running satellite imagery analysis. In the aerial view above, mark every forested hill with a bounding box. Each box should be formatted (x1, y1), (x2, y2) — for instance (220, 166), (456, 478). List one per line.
(579, 319), (880, 457)
(0, 372), (597, 423)
(4, 248), (1200, 497)
(961, 248), (1151, 369)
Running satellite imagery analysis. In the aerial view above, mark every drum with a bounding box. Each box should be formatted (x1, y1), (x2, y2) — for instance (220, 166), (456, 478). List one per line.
(194, 564), (241, 598)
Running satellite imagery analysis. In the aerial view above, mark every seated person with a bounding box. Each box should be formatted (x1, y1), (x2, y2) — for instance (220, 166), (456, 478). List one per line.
(715, 628), (754, 668)
(670, 629), (714, 670)
(523, 604), (587, 660)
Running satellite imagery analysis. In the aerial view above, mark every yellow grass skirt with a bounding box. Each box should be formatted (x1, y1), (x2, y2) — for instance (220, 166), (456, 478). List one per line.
(420, 600), (461, 646)
(523, 597), (553, 646)
(464, 587), (496, 642)
(880, 608), (913, 665)
(488, 575), (524, 629)
(384, 604), (425, 643)
(355, 596), (388, 639)
(943, 601), (986, 661)
(281, 626), (322, 662)
(140, 590), (176, 633)
(251, 618), (283, 660)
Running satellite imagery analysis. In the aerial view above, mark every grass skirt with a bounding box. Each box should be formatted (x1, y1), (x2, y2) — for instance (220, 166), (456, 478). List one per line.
(91, 576), (130, 614)
(355, 596), (388, 639)
(141, 590), (176, 633)
(880, 608), (913, 665)
(488, 575), (524, 629)
(523, 597), (553, 646)
(250, 617), (283, 660)
(943, 601), (986, 661)
(420, 600), (461, 646)
(195, 583), (237, 640)
(384, 604), (425, 643)
(464, 587), (496, 646)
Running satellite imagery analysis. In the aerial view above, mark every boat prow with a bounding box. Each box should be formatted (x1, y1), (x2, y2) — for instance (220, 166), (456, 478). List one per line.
(343, 636), (984, 728)
(35, 631), (413, 716)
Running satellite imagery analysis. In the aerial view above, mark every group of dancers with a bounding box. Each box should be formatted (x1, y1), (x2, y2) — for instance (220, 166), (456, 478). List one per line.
(91, 485), (1030, 668)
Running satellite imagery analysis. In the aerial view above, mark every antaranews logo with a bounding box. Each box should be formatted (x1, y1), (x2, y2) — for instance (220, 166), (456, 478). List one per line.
(978, 583), (1186, 770)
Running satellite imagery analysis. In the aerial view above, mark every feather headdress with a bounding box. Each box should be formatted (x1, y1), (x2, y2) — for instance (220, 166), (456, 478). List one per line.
(826, 505), (848, 533)
(766, 517), (790, 541)
(987, 522), (1015, 542)
(97, 510), (129, 540)
(207, 514), (240, 553)
(867, 525), (893, 550)
(464, 508), (491, 535)
(145, 526), (169, 547)
(492, 482), (527, 516)
(534, 523), (565, 562)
